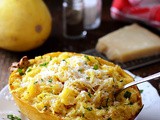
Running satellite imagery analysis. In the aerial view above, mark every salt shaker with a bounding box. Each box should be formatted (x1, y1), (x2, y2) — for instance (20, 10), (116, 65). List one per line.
(63, 0), (87, 39)
(84, 0), (102, 30)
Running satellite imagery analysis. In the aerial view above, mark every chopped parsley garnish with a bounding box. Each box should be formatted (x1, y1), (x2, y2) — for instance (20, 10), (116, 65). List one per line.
(84, 55), (90, 61)
(41, 79), (44, 82)
(7, 114), (21, 120)
(78, 68), (83, 72)
(50, 56), (52, 60)
(40, 62), (49, 67)
(86, 76), (90, 79)
(88, 92), (92, 98)
(34, 81), (38, 84)
(17, 68), (24, 76)
(7, 115), (13, 119)
(120, 80), (123, 82)
(26, 68), (32, 72)
(124, 91), (132, 99)
(140, 89), (143, 94)
(93, 64), (98, 70)
(125, 102), (134, 105)
(85, 107), (93, 111)
(48, 79), (53, 83)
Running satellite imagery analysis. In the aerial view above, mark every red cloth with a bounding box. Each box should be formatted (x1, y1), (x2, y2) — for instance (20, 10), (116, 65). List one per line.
(111, 0), (160, 29)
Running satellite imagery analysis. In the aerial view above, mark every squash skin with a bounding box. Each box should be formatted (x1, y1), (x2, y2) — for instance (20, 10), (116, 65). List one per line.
(11, 92), (61, 120)
(0, 0), (52, 52)
(9, 52), (142, 120)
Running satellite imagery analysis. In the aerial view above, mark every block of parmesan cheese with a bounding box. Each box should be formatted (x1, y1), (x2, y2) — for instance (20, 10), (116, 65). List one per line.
(96, 24), (160, 62)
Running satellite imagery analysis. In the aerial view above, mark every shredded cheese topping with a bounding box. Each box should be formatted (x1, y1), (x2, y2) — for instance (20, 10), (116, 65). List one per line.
(10, 52), (142, 120)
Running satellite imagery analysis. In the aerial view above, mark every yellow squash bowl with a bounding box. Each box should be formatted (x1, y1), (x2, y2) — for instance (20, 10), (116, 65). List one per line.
(9, 52), (142, 120)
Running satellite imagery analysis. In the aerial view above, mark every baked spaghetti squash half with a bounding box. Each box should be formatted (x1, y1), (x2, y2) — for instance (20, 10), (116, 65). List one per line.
(9, 52), (142, 120)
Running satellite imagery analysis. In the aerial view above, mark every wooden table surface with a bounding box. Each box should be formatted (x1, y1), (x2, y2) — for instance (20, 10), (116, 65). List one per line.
(0, 0), (160, 94)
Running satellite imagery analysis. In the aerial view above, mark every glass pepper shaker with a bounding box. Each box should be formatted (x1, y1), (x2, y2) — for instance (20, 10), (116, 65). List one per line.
(63, 0), (87, 39)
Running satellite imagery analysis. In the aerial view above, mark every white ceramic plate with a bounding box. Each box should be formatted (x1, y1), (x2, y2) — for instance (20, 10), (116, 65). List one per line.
(0, 71), (160, 120)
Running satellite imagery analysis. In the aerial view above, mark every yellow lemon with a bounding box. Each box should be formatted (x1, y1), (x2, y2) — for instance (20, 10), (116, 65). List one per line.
(0, 0), (52, 51)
